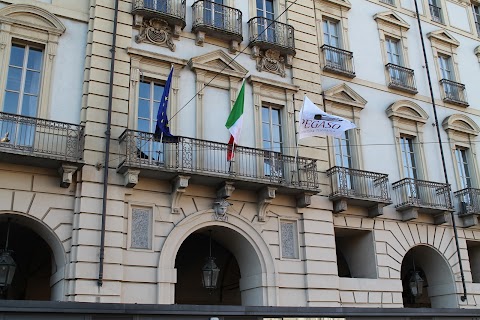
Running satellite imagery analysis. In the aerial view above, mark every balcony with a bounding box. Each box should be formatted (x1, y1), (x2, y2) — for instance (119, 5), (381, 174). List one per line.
(392, 178), (453, 224)
(326, 166), (391, 217)
(429, 4), (443, 24)
(386, 63), (417, 94)
(248, 17), (295, 58)
(440, 79), (469, 107)
(117, 130), (319, 207)
(454, 188), (480, 227)
(132, 0), (186, 37)
(321, 45), (355, 78)
(192, 0), (242, 51)
(0, 112), (84, 187)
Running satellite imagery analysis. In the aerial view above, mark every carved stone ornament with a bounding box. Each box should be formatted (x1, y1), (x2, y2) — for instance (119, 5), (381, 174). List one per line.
(256, 49), (286, 77)
(135, 18), (175, 51)
(212, 198), (231, 222)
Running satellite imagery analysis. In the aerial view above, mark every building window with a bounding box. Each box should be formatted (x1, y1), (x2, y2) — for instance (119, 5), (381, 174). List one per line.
(334, 131), (352, 168)
(262, 105), (283, 177)
(455, 148), (471, 189)
(473, 5), (480, 36)
(385, 37), (402, 65)
(429, 0), (443, 23)
(400, 136), (418, 179)
(256, 0), (275, 42)
(3, 43), (43, 117)
(204, 0), (224, 28)
(438, 54), (453, 81)
(280, 220), (298, 259)
(323, 19), (340, 48)
(130, 206), (153, 250)
(380, 0), (395, 5)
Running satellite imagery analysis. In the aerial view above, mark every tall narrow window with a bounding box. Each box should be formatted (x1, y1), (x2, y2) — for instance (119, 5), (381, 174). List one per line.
(137, 80), (165, 163)
(429, 0), (443, 23)
(256, 0), (275, 42)
(400, 136), (417, 179)
(323, 19), (340, 48)
(438, 55), (453, 80)
(262, 105), (282, 177)
(204, 0), (224, 28)
(473, 5), (480, 36)
(385, 38), (401, 65)
(334, 131), (352, 168)
(455, 148), (471, 189)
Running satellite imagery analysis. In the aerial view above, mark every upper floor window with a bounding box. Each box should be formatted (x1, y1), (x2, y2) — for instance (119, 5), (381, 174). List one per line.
(473, 4), (480, 36)
(438, 54), (453, 81)
(334, 131), (352, 168)
(204, 0), (224, 27)
(455, 147), (471, 189)
(400, 135), (418, 179)
(428, 0), (443, 23)
(256, 0), (274, 19)
(256, 0), (275, 42)
(385, 37), (402, 65)
(323, 19), (340, 48)
(137, 80), (164, 133)
(3, 43), (43, 118)
(262, 104), (282, 153)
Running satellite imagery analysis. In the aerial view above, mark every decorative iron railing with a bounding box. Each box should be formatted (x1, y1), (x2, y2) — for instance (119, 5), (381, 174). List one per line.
(192, 0), (242, 39)
(454, 188), (480, 215)
(386, 63), (417, 93)
(0, 112), (84, 161)
(132, 0), (186, 21)
(440, 79), (468, 106)
(429, 4), (443, 23)
(248, 17), (295, 53)
(118, 129), (319, 190)
(326, 166), (391, 202)
(392, 178), (452, 211)
(380, 0), (395, 5)
(321, 45), (355, 77)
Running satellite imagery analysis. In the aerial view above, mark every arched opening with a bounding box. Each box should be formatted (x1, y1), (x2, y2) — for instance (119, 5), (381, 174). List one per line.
(172, 224), (267, 306)
(175, 229), (241, 305)
(0, 214), (65, 301)
(401, 245), (458, 308)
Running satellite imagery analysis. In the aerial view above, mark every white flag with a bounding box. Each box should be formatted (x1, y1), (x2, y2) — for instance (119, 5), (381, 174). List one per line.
(298, 96), (356, 139)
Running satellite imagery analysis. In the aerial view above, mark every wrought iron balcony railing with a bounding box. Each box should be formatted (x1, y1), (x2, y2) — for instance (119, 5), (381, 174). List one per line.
(132, 0), (186, 28)
(118, 129), (319, 191)
(392, 178), (453, 212)
(440, 79), (468, 106)
(429, 4), (443, 23)
(248, 17), (295, 56)
(454, 188), (480, 216)
(386, 63), (417, 94)
(321, 45), (355, 78)
(0, 112), (84, 162)
(327, 166), (391, 204)
(192, 0), (242, 42)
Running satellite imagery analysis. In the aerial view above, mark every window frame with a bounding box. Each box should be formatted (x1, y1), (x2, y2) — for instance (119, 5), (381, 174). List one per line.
(0, 5), (65, 119)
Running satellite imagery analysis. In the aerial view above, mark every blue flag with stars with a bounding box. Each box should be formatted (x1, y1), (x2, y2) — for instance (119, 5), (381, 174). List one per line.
(155, 67), (174, 138)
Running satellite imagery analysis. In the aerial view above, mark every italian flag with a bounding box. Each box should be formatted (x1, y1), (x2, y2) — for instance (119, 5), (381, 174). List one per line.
(225, 81), (245, 161)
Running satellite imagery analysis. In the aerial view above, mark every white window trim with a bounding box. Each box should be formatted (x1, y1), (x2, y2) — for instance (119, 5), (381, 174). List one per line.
(128, 202), (156, 252)
(0, 4), (65, 119)
(386, 100), (429, 180)
(427, 30), (461, 84)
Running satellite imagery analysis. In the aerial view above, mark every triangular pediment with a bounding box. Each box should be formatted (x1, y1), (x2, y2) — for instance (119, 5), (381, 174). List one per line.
(324, 83), (367, 110)
(0, 4), (65, 35)
(374, 11), (410, 30)
(321, 0), (351, 10)
(188, 50), (248, 78)
(428, 30), (460, 47)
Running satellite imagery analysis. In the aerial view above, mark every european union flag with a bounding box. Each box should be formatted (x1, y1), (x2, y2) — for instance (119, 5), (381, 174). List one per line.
(154, 67), (174, 139)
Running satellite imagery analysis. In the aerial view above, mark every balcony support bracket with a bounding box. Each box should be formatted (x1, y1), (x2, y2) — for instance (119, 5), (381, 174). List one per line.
(123, 169), (140, 188)
(460, 214), (478, 228)
(195, 31), (205, 46)
(400, 208), (418, 221)
(332, 199), (347, 214)
(368, 203), (385, 218)
(229, 40), (239, 54)
(171, 175), (190, 214)
(257, 186), (276, 222)
(296, 192), (313, 208)
(59, 164), (78, 188)
(217, 181), (235, 199)
(433, 212), (448, 225)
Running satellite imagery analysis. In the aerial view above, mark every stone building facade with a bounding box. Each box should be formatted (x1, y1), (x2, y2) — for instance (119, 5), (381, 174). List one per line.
(0, 0), (480, 318)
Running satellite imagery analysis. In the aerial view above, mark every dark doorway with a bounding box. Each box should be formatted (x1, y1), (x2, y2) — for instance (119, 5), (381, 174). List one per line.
(0, 220), (53, 300)
(175, 228), (241, 305)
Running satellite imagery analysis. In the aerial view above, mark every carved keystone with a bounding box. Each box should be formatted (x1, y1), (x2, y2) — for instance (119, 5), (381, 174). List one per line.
(171, 175), (190, 214)
(58, 164), (78, 188)
(257, 186), (276, 222)
(123, 169), (140, 188)
(217, 181), (235, 199)
(296, 193), (313, 208)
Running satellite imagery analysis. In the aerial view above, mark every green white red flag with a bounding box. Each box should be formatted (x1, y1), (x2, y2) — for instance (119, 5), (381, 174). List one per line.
(225, 81), (245, 161)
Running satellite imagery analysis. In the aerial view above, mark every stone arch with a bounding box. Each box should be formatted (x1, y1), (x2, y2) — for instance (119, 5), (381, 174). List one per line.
(157, 210), (278, 306)
(0, 4), (66, 35)
(442, 114), (480, 136)
(0, 211), (67, 300)
(386, 100), (429, 124)
(401, 244), (458, 308)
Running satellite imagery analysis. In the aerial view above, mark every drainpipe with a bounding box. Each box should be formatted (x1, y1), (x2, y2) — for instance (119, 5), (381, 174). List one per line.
(413, 0), (467, 302)
(98, 0), (119, 287)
